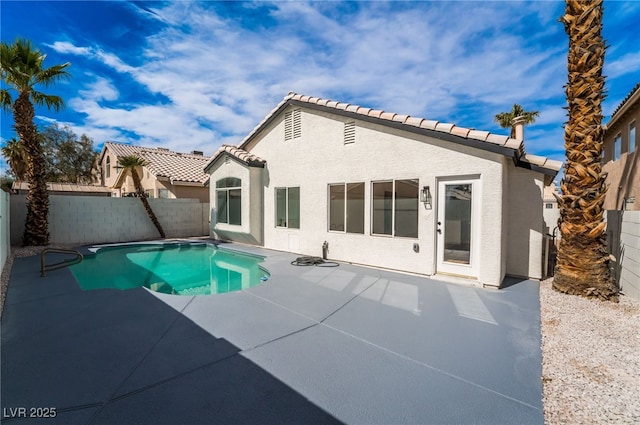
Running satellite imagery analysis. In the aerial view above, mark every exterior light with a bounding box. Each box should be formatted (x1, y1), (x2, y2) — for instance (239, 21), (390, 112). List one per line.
(421, 186), (432, 209)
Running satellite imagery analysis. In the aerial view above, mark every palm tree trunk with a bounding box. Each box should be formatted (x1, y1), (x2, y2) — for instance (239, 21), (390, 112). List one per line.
(130, 168), (166, 238)
(15, 93), (50, 246)
(553, 0), (618, 301)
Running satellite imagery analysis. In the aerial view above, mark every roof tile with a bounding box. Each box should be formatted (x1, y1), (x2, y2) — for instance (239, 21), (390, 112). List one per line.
(450, 126), (471, 138)
(467, 130), (491, 141)
(104, 142), (209, 184)
(419, 120), (439, 130)
(405, 117), (425, 127)
(485, 134), (510, 146)
(435, 122), (455, 133)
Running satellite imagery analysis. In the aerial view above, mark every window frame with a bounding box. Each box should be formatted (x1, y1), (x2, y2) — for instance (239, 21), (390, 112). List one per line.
(106, 157), (111, 179)
(630, 120), (636, 153)
(328, 182), (365, 234)
(613, 133), (622, 161)
(371, 179), (419, 238)
(216, 178), (242, 226)
(275, 187), (300, 229)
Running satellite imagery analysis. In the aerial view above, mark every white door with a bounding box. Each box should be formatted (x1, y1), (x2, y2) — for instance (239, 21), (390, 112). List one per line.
(436, 178), (480, 277)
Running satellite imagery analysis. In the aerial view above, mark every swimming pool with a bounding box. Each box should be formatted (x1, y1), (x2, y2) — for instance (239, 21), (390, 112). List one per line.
(69, 243), (269, 296)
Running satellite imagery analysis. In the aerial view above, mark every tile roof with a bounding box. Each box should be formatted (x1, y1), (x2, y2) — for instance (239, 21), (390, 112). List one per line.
(204, 144), (266, 172)
(103, 142), (210, 185)
(608, 81), (640, 123)
(234, 92), (562, 180)
(13, 182), (112, 193)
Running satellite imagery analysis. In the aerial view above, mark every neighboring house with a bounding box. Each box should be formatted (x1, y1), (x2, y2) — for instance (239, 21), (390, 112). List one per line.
(204, 93), (561, 287)
(12, 181), (112, 197)
(98, 142), (210, 202)
(542, 180), (561, 239)
(602, 82), (639, 211)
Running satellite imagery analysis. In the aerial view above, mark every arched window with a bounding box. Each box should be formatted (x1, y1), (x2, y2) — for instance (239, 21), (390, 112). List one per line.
(216, 178), (241, 225)
(106, 157), (111, 178)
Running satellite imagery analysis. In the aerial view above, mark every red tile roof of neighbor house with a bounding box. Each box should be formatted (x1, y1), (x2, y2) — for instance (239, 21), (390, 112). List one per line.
(204, 92), (562, 181)
(103, 142), (210, 185)
(12, 182), (112, 193)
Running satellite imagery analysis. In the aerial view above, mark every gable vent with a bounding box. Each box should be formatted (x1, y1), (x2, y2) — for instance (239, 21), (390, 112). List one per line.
(285, 109), (301, 141)
(344, 121), (356, 144)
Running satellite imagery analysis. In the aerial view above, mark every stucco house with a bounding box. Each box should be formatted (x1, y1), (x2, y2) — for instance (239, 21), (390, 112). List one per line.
(602, 82), (639, 211)
(204, 93), (561, 287)
(99, 142), (210, 202)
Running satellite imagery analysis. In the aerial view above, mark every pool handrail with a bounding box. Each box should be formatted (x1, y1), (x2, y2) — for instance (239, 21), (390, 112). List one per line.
(40, 248), (83, 277)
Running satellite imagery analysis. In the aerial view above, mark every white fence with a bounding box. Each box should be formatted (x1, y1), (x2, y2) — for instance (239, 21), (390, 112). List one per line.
(0, 191), (9, 275)
(10, 195), (209, 246)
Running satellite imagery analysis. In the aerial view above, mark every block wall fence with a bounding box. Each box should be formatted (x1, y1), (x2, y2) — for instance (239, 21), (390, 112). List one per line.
(0, 191), (9, 274)
(9, 195), (209, 246)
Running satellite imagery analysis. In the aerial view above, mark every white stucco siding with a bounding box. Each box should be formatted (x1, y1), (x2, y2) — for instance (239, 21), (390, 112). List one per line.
(506, 165), (545, 279)
(247, 107), (508, 284)
(209, 158), (262, 244)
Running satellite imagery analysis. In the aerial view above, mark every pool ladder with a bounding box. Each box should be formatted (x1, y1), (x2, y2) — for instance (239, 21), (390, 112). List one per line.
(40, 248), (84, 277)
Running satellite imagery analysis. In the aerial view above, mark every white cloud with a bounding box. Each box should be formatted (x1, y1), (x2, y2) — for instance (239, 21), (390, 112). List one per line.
(46, 41), (91, 55)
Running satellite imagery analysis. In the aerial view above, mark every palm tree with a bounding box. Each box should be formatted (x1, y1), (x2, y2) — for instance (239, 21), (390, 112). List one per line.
(1, 38), (70, 246)
(494, 104), (540, 138)
(553, 0), (617, 301)
(1, 138), (28, 181)
(118, 155), (166, 238)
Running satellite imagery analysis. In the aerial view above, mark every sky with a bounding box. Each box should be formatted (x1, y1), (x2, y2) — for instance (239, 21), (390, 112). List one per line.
(1, 0), (639, 179)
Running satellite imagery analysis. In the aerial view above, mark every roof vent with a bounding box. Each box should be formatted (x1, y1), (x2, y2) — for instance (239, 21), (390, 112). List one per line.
(157, 147), (170, 152)
(191, 150), (204, 156)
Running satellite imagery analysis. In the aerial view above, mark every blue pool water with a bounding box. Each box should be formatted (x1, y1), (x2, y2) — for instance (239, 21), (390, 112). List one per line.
(69, 243), (269, 296)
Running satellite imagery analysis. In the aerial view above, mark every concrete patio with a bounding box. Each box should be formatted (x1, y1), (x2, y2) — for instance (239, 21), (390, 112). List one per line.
(1, 242), (543, 424)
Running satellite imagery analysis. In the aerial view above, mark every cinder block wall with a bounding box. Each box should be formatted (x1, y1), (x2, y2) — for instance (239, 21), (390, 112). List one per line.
(619, 211), (640, 299)
(10, 195), (209, 245)
(1, 191), (9, 273)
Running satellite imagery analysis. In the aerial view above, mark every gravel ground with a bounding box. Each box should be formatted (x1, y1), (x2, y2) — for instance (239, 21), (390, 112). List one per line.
(541, 277), (640, 425)
(1, 248), (639, 424)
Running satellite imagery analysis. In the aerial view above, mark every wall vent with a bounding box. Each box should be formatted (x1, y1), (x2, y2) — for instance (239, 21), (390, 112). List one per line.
(344, 121), (356, 144)
(285, 109), (301, 141)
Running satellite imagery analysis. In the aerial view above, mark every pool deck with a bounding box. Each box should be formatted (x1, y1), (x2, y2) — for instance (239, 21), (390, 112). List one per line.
(1, 240), (543, 424)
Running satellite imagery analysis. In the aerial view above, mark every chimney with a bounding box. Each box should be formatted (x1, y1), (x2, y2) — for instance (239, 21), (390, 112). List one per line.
(511, 115), (526, 140)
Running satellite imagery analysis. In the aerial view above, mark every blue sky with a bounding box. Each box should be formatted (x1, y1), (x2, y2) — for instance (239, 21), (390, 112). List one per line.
(1, 0), (639, 179)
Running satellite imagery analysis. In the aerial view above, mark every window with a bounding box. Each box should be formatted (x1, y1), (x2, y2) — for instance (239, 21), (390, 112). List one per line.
(372, 179), (419, 238)
(106, 157), (111, 178)
(630, 121), (636, 153)
(329, 183), (364, 233)
(158, 189), (169, 199)
(216, 178), (241, 225)
(545, 203), (554, 209)
(284, 109), (301, 141)
(613, 133), (622, 161)
(276, 187), (300, 229)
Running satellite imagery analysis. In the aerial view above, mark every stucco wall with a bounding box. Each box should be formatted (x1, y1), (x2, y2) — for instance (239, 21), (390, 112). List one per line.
(10, 195), (209, 245)
(602, 150), (639, 210)
(208, 158), (262, 245)
(234, 106), (513, 286)
(506, 165), (545, 279)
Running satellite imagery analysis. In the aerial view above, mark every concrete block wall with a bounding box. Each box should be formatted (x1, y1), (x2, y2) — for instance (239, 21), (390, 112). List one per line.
(619, 211), (640, 299)
(1, 191), (9, 274)
(10, 195), (209, 246)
